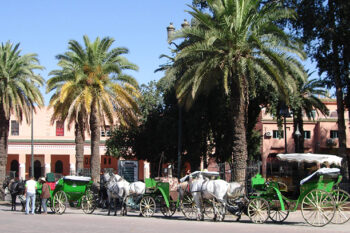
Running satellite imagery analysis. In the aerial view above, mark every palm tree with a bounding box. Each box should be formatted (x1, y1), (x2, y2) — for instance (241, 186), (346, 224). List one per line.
(46, 36), (140, 185)
(0, 42), (44, 199)
(169, 0), (306, 183)
(47, 61), (89, 174)
(290, 77), (329, 153)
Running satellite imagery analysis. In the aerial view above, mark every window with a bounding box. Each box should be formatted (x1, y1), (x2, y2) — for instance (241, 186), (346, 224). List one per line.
(330, 130), (338, 139)
(85, 158), (89, 165)
(109, 158), (111, 164)
(273, 130), (284, 139)
(11, 120), (19, 136)
(330, 111), (338, 118)
(56, 121), (64, 136)
(101, 126), (111, 137)
(104, 158), (107, 165)
(55, 160), (63, 173)
(304, 131), (311, 139)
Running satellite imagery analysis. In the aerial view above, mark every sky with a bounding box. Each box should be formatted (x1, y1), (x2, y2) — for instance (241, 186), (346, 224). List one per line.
(1, 0), (320, 105)
(1, 0), (193, 104)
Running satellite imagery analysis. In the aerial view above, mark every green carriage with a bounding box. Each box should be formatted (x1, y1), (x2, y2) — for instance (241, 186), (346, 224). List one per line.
(138, 178), (177, 217)
(48, 176), (96, 214)
(248, 153), (350, 227)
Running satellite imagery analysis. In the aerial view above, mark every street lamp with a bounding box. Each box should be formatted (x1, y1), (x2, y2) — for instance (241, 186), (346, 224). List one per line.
(294, 124), (301, 153)
(166, 19), (189, 179)
(279, 106), (291, 154)
(31, 105), (34, 178)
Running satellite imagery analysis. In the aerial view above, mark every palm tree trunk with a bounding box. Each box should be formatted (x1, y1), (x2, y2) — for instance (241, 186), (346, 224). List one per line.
(90, 102), (101, 186)
(0, 106), (9, 200)
(75, 112), (85, 174)
(231, 78), (248, 185)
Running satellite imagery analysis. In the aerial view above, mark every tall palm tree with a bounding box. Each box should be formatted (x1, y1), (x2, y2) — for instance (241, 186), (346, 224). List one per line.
(290, 77), (329, 153)
(46, 36), (140, 185)
(169, 0), (306, 183)
(47, 61), (89, 174)
(0, 42), (44, 199)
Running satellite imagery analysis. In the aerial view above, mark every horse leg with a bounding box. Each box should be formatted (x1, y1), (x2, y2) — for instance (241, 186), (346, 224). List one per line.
(114, 198), (117, 216)
(107, 196), (111, 216)
(11, 194), (15, 211)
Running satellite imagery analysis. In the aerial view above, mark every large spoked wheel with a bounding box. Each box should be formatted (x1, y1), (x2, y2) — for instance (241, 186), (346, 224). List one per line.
(247, 197), (270, 224)
(203, 200), (215, 220)
(160, 198), (176, 217)
(180, 193), (197, 220)
(81, 190), (96, 214)
(212, 200), (225, 222)
(140, 196), (156, 217)
(301, 189), (335, 227)
(269, 199), (290, 223)
(53, 191), (68, 215)
(331, 189), (350, 224)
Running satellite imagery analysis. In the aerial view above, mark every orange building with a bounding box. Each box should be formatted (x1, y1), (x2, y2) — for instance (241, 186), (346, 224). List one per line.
(6, 107), (149, 181)
(259, 99), (350, 176)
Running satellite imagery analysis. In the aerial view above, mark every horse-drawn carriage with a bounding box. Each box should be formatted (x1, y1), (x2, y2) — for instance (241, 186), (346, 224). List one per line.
(248, 153), (350, 227)
(37, 175), (96, 215)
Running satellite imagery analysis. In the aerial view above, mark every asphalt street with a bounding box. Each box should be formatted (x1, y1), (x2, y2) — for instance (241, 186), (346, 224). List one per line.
(0, 203), (348, 233)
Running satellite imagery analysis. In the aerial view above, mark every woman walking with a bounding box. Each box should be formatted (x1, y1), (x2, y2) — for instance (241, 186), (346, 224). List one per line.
(40, 178), (50, 214)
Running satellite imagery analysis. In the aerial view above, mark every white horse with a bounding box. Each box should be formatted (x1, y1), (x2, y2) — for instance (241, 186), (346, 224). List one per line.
(189, 174), (229, 221)
(189, 174), (245, 221)
(102, 173), (119, 216)
(103, 172), (145, 216)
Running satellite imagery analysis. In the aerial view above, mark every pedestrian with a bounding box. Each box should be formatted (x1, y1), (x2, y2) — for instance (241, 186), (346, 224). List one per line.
(25, 176), (37, 215)
(39, 177), (50, 214)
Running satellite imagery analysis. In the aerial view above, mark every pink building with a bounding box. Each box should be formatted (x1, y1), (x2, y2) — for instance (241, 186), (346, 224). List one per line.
(260, 99), (350, 177)
(6, 107), (149, 181)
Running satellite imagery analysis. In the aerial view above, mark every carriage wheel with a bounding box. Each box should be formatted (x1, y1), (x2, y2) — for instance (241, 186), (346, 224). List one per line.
(180, 193), (197, 220)
(247, 197), (270, 224)
(203, 200), (215, 220)
(140, 196), (156, 217)
(331, 189), (350, 224)
(81, 190), (96, 214)
(160, 198), (176, 217)
(53, 191), (68, 215)
(301, 189), (335, 227)
(269, 199), (289, 223)
(212, 200), (225, 222)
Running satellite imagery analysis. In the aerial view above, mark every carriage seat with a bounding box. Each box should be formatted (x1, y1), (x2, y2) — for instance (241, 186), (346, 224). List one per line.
(300, 168), (340, 185)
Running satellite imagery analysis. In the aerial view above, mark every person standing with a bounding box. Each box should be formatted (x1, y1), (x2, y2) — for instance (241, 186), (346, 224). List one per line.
(25, 176), (37, 215)
(40, 177), (50, 214)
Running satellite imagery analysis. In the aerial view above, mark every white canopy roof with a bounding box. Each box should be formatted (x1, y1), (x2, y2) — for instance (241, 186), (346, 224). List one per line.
(300, 168), (340, 185)
(180, 171), (220, 183)
(277, 153), (342, 166)
(63, 176), (91, 182)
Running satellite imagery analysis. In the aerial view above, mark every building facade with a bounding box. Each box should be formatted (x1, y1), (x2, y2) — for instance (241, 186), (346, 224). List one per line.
(6, 107), (149, 181)
(259, 99), (350, 176)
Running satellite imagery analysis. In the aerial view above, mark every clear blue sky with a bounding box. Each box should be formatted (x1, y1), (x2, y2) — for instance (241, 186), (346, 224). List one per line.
(1, 0), (320, 105)
(1, 0), (193, 104)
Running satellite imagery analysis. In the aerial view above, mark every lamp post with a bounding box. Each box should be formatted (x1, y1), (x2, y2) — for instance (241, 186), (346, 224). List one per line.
(279, 106), (291, 154)
(166, 19), (189, 179)
(31, 106), (34, 178)
(294, 124), (301, 153)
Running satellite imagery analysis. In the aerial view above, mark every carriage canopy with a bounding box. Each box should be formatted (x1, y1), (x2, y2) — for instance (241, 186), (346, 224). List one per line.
(276, 153), (342, 166)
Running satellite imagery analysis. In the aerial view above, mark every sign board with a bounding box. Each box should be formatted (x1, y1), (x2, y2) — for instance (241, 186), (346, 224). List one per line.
(118, 160), (138, 182)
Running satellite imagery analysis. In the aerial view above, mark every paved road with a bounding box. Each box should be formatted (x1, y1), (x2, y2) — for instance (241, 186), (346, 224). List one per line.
(0, 204), (348, 233)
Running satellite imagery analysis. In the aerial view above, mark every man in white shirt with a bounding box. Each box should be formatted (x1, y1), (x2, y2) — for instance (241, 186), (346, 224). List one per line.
(25, 176), (37, 215)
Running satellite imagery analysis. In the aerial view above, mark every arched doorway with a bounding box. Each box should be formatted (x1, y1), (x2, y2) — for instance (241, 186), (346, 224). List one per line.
(55, 160), (63, 174)
(10, 160), (19, 177)
(34, 160), (41, 180)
